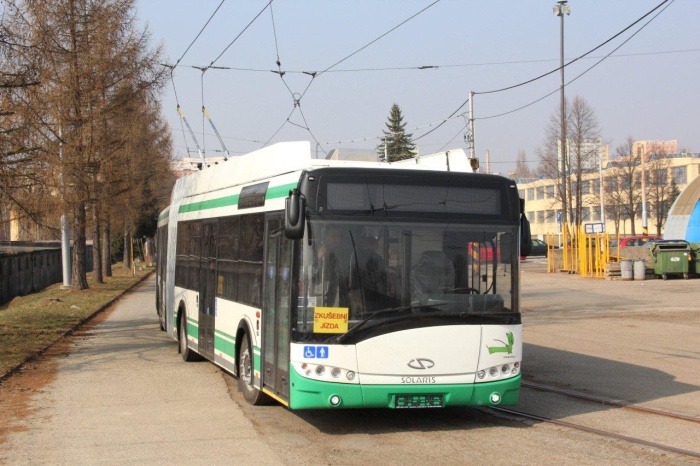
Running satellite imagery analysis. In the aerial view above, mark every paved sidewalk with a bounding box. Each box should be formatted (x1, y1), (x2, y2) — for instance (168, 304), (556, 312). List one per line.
(0, 276), (284, 465)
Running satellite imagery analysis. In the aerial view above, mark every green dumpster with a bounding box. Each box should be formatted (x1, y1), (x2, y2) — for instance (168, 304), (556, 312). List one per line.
(650, 240), (691, 280)
(691, 243), (700, 276)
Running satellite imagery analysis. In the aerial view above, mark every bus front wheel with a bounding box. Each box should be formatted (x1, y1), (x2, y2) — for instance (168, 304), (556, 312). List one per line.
(238, 336), (268, 405)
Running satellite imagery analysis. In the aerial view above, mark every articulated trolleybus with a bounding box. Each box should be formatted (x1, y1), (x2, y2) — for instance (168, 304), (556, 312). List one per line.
(156, 141), (531, 409)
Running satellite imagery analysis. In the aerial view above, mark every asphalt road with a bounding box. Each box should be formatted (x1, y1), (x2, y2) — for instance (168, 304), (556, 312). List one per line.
(1, 263), (699, 465)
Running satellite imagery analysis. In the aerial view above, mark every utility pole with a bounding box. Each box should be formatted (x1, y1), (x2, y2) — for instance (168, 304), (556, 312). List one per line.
(553, 0), (570, 224)
(59, 127), (71, 288)
(640, 146), (648, 234)
(598, 149), (605, 227)
(467, 91), (478, 172)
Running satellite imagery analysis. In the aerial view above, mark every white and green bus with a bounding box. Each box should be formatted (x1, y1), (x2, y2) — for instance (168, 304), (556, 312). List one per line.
(156, 141), (531, 409)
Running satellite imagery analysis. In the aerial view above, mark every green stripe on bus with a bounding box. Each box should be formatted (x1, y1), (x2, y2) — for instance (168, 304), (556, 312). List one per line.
(158, 209), (169, 221)
(266, 183), (298, 200)
(214, 328), (236, 342)
(179, 194), (240, 213)
(177, 182), (297, 214)
(186, 317), (198, 339)
(214, 334), (235, 358)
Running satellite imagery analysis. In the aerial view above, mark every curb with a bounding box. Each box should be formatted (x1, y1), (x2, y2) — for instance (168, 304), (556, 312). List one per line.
(0, 270), (155, 384)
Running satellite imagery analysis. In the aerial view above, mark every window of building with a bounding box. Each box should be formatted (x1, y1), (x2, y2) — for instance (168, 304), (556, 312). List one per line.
(546, 185), (555, 199)
(527, 188), (534, 201)
(653, 168), (667, 185)
(581, 181), (590, 195)
(581, 207), (591, 222)
(545, 210), (555, 223)
(672, 166), (687, 184)
(592, 179), (600, 194)
(536, 187), (544, 200)
(536, 211), (544, 224)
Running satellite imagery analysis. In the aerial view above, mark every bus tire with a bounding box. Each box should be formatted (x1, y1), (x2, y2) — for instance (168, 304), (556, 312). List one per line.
(179, 312), (202, 362)
(158, 306), (166, 332)
(238, 335), (268, 405)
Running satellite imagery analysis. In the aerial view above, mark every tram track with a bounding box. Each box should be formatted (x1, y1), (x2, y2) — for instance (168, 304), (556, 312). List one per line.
(479, 379), (700, 461)
(485, 406), (700, 460)
(522, 380), (700, 424)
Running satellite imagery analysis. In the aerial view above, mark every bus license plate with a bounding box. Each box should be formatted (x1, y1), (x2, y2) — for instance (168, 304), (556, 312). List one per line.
(395, 394), (444, 409)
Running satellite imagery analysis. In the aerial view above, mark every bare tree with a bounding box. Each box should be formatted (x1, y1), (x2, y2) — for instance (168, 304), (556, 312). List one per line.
(604, 137), (641, 235)
(536, 95), (600, 225)
(3, 0), (167, 289)
(645, 144), (680, 235)
(514, 150), (533, 180)
(567, 96), (600, 226)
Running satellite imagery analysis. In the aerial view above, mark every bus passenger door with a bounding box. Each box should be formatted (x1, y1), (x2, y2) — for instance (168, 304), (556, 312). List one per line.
(262, 214), (291, 401)
(198, 221), (217, 360)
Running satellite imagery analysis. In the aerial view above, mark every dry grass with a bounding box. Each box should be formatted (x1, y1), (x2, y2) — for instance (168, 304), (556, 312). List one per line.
(0, 264), (152, 377)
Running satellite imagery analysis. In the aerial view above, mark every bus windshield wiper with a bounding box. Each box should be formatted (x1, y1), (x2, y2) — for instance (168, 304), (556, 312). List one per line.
(335, 303), (448, 344)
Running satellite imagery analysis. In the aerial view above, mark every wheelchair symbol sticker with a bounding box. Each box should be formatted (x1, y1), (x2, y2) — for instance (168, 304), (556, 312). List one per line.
(303, 346), (329, 359)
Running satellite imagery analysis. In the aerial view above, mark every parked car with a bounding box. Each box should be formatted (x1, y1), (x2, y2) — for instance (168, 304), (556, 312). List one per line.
(529, 238), (551, 257)
(610, 235), (661, 248)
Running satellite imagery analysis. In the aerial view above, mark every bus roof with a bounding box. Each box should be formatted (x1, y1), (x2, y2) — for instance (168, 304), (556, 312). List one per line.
(162, 141), (515, 217)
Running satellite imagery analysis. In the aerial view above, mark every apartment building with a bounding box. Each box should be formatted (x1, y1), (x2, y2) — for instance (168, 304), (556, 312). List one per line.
(518, 150), (700, 238)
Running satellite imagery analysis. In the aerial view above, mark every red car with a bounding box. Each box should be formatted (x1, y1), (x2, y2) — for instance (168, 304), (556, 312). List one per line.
(612, 236), (661, 247)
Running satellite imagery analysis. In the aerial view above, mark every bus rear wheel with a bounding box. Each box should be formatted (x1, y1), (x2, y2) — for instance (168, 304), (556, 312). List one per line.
(179, 312), (202, 362)
(238, 336), (269, 405)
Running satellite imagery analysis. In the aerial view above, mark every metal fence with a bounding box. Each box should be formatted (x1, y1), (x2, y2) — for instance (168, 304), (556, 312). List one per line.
(0, 243), (93, 306)
(546, 226), (612, 278)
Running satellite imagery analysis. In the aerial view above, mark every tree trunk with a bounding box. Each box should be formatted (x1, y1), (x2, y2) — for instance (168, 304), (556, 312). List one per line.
(71, 203), (89, 290)
(92, 203), (103, 283)
(102, 218), (112, 277)
(123, 226), (132, 269)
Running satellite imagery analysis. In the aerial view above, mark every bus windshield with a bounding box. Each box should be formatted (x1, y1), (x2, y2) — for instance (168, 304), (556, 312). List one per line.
(293, 219), (519, 343)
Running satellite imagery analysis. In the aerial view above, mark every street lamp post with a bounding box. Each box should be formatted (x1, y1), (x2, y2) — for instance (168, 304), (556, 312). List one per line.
(553, 0), (571, 226)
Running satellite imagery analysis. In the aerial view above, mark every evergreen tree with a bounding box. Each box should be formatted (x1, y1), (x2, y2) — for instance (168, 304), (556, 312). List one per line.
(377, 103), (416, 162)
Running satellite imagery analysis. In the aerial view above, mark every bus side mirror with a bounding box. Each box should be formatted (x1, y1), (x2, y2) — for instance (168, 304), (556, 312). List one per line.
(500, 233), (513, 264)
(519, 198), (532, 257)
(520, 215), (532, 257)
(285, 189), (306, 239)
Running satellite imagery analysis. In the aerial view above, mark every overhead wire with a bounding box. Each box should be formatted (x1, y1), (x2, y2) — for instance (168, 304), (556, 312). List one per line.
(473, 0), (670, 96)
(174, 0), (227, 67)
(169, 0), (676, 159)
(297, 0), (442, 102)
(322, 112), (466, 145)
(208, 0), (274, 68)
(413, 0), (672, 145)
(262, 0), (442, 150)
(167, 47), (700, 74)
(167, 67), (193, 157)
(169, 0), (227, 159)
(477, 0), (674, 121)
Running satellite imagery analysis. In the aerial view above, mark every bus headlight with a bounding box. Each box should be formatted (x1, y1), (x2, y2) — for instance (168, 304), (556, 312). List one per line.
(346, 371), (356, 381)
(476, 363), (520, 382)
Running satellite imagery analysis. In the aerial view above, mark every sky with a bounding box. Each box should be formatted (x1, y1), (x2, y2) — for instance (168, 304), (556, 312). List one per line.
(136, 0), (700, 174)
